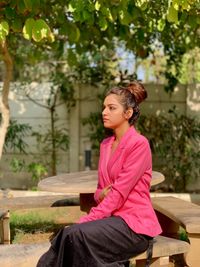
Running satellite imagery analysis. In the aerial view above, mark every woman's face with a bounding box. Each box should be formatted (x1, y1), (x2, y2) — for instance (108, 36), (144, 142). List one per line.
(102, 94), (128, 130)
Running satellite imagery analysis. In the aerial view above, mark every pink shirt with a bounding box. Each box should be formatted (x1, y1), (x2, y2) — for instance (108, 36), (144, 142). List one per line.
(79, 127), (162, 237)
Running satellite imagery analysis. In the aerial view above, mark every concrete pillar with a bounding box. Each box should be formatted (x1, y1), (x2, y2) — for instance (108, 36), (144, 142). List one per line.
(68, 86), (80, 172)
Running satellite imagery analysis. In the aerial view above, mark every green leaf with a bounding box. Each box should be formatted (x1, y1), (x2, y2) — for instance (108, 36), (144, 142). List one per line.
(181, 0), (191, 10)
(87, 2), (95, 12)
(188, 15), (197, 27)
(172, 0), (179, 11)
(95, 1), (101, 11)
(101, 7), (109, 16)
(63, 22), (80, 43)
(99, 15), (108, 31)
(137, 28), (144, 42)
(5, 7), (16, 19)
(119, 10), (132, 25)
(17, 0), (27, 14)
(67, 49), (78, 66)
(106, 8), (114, 22)
(136, 0), (148, 10)
(48, 32), (55, 43)
(0, 20), (9, 42)
(23, 18), (35, 40)
(167, 5), (178, 23)
(59, 22), (68, 35)
(68, 3), (75, 12)
(1, 21), (9, 35)
(32, 0), (41, 13)
(56, 12), (65, 24)
(32, 20), (47, 42)
(82, 10), (91, 21)
(36, 19), (51, 38)
(110, 7), (118, 21)
(11, 18), (23, 32)
(71, 25), (80, 42)
(157, 19), (166, 31)
(196, 16), (200, 24)
(23, 0), (32, 11)
(30, 19), (54, 42)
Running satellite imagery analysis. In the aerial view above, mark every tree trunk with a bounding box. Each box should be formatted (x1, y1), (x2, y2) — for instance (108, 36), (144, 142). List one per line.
(0, 41), (13, 159)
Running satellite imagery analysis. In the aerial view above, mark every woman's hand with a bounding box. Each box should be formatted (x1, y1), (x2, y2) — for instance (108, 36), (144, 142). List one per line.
(99, 185), (112, 202)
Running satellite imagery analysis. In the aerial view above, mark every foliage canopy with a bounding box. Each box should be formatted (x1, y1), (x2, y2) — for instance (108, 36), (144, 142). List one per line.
(0, 0), (200, 82)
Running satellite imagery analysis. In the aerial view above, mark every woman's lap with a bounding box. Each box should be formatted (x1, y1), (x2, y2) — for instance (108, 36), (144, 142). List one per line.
(37, 216), (149, 267)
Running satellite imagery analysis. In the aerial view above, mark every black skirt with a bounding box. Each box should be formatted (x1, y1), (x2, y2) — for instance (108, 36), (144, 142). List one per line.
(37, 216), (151, 267)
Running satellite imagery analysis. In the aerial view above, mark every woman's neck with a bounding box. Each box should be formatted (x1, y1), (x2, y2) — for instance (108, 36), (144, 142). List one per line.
(114, 124), (131, 142)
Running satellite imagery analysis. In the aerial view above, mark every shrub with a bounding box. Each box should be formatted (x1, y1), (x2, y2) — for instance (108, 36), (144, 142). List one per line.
(137, 109), (200, 192)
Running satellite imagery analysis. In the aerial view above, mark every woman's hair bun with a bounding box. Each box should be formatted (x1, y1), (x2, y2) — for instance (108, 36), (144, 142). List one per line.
(127, 81), (147, 104)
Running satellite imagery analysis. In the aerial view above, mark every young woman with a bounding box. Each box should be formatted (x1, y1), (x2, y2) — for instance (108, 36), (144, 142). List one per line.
(37, 81), (162, 267)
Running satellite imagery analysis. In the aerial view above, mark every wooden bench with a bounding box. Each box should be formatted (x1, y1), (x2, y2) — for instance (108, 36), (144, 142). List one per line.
(0, 235), (189, 267)
(0, 203), (190, 267)
(0, 194), (79, 210)
(152, 196), (200, 267)
(0, 209), (10, 244)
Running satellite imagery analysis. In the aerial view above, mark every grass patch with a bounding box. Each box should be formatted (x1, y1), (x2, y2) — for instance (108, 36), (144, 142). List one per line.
(10, 207), (68, 243)
(9, 206), (84, 244)
(11, 211), (56, 231)
(178, 226), (189, 242)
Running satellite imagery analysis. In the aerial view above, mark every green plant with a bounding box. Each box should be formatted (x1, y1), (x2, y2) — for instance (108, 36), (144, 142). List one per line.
(178, 227), (189, 243)
(4, 119), (32, 153)
(32, 126), (69, 176)
(27, 162), (48, 183)
(137, 108), (200, 192)
(3, 119), (48, 183)
(10, 158), (48, 183)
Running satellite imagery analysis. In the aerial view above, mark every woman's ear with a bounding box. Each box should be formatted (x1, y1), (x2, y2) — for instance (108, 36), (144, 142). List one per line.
(125, 108), (133, 119)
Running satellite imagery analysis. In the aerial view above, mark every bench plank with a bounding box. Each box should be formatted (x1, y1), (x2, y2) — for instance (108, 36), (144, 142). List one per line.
(0, 195), (79, 210)
(152, 196), (200, 233)
(134, 235), (189, 260)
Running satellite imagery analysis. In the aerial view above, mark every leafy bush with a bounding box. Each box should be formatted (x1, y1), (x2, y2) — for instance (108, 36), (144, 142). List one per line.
(138, 109), (200, 192)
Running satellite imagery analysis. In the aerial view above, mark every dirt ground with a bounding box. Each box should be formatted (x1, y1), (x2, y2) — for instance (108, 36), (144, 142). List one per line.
(15, 231), (52, 244)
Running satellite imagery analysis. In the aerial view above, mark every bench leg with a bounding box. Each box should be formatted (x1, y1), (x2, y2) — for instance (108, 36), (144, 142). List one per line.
(155, 211), (180, 239)
(135, 256), (169, 267)
(1, 211), (10, 244)
(80, 193), (96, 213)
(185, 233), (200, 267)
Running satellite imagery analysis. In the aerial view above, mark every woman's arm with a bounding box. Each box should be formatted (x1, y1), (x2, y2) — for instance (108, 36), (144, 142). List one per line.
(94, 179), (112, 203)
